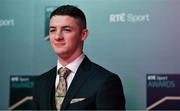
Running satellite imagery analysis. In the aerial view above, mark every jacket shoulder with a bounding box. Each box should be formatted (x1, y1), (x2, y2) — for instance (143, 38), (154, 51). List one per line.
(35, 66), (56, 85)
(91, 62), (117, 76)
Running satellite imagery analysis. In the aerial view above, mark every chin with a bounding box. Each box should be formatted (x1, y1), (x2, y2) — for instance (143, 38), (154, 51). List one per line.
(54, 50), (67, 56)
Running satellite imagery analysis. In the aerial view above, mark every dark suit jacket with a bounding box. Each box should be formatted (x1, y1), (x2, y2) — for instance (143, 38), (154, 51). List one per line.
(33, 56), (126, 110)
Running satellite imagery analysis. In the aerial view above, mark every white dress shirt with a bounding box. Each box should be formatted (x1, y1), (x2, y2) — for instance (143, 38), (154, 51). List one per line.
(55, 53), (85, 89)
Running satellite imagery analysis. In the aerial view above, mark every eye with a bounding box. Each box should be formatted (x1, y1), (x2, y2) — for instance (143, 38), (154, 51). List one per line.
(63, 28), (72, 32)
(49, 29), (56, 32)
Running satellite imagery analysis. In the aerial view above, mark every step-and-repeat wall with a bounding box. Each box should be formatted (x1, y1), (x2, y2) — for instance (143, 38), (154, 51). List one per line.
(1, 0), (180, 110)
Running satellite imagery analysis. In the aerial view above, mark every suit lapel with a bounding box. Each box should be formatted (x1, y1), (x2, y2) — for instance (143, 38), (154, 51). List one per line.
(61, 56), (92, 109)
(47, 67), (57, 109)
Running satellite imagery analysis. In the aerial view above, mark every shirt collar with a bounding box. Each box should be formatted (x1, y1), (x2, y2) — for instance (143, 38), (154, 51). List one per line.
(57, 53), (85, 73)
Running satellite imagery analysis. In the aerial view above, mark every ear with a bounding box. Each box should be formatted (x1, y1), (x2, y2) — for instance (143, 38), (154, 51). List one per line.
(81, 29), (89, 41)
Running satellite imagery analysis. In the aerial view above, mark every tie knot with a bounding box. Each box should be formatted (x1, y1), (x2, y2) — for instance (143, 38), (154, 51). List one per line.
(58, 67), (71, 79)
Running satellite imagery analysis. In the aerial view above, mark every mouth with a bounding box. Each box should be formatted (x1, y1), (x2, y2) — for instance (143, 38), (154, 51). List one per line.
(54, 41), (65, 47)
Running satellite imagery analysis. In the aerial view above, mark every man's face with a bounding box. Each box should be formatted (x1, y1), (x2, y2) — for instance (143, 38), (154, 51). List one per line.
(49, 15), (88, 59)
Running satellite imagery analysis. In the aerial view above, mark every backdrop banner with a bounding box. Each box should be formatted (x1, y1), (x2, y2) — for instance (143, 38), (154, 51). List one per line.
(9, 76), (37, 110)
(147, 74), (180, 110)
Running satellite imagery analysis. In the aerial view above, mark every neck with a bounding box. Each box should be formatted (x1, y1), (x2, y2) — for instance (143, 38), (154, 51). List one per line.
(58, 52), (83, 66)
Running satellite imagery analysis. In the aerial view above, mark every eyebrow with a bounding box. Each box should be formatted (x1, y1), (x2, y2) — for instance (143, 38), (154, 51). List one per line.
(62, 26), (72, 29)
(49, 25), (72, 29)
(49, 26), (56, 29)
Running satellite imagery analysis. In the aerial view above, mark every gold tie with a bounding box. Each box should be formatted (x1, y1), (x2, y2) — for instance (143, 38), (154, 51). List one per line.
(55, 67), (71, 110)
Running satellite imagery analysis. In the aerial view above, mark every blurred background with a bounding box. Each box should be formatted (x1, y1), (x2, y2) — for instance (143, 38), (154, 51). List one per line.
(0, 0), (180, 110)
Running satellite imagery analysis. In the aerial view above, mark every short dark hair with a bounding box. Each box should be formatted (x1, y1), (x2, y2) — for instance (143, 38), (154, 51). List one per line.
(50, 5), (87, 28)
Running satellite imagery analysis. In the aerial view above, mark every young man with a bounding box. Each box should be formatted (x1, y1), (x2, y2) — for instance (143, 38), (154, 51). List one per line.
(33, 4), (125, 110)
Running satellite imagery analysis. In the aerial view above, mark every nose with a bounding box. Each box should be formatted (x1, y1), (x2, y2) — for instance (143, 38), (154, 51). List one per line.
(55, 30), (63, 40)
